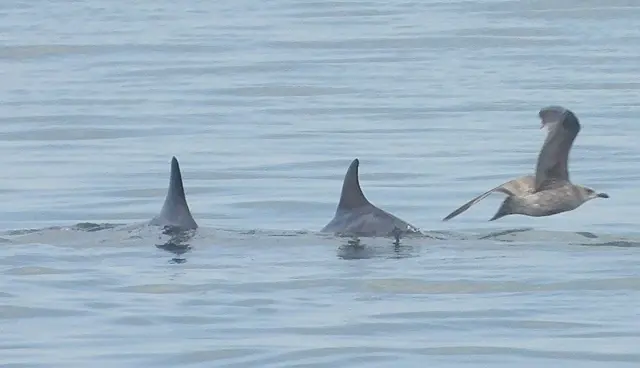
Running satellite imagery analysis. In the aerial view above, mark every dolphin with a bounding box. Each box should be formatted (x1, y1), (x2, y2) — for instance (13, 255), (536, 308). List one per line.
(321, 158), (421, 238)
(149, 156), (198, 230)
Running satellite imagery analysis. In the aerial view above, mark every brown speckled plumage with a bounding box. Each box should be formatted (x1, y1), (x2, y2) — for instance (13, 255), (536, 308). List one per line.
(443, 106), (609, 222)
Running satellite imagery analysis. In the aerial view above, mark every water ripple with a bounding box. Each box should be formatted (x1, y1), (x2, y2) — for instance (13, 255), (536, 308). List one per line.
(1, 0), (640, 367)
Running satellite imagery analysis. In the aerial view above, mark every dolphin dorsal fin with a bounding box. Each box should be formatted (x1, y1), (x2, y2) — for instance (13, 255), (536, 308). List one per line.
(167, 156), (187, 204)
(337, 159), (372, 211)
(154, 156), (197, 230)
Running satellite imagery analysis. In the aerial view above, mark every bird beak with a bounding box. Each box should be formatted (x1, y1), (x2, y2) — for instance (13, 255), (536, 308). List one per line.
(597, 192), (609, 199)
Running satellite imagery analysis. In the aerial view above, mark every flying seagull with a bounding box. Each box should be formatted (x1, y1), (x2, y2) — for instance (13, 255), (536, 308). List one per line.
(443, 106), (609, 221)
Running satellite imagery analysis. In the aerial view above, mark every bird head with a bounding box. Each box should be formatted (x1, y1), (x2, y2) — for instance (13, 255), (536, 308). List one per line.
(579, 186), (609, 201)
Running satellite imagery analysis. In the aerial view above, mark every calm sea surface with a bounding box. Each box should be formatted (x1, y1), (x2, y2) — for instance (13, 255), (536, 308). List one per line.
(1, 0), (639, 367)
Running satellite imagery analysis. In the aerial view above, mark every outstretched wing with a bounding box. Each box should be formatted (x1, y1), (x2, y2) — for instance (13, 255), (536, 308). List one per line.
(535, 106), (581, 192)
(442, 176), (535, 221)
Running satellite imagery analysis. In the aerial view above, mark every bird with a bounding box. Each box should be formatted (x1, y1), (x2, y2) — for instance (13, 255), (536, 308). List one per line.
(443, 106), (609, 222)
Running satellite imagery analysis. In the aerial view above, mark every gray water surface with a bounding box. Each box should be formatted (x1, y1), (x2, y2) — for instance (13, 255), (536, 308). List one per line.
(1, 0), (640, 367)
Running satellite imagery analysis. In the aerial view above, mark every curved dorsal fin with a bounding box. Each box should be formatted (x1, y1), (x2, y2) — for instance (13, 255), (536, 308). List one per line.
(151, 156), (198, 230)
(167, 156), (187, 203)
(337, 158), (371, 211)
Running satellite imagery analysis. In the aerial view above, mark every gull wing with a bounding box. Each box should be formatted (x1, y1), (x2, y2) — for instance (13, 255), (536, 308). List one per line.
(534, 106), (581, 192)
(442, 175), (535, 221)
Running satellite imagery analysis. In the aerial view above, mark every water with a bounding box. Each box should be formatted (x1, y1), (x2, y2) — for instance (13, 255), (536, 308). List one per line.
(1, 0), (639, 366)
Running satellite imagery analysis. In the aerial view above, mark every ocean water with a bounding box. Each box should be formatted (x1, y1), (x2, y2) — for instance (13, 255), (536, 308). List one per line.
(1, 0), (639, 367)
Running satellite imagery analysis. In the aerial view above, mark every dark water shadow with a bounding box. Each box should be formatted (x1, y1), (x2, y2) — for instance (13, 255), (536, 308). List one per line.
(336, 237), (373, 260)
(577, 240), (640, 248)
(3, 222), (121, 236)
(575, 231), (599, 239)
(155, 226), (197, 264)
(476, 227), (640, 249)
(477, 227), (534, 241)
(336, 235), (418, 260)
(71, 222), (122, 232)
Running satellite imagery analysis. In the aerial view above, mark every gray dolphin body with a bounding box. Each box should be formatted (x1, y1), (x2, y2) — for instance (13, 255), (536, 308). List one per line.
(321, 158), (421, 237)
(149, 156), (198, 230)
(443, 106), (609, 222)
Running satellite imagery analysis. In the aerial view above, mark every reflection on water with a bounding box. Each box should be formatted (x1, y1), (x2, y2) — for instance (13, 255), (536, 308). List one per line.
(155, 226), (197, 264)
(2, 0), (640, 366)
(336, 235), (420, 260)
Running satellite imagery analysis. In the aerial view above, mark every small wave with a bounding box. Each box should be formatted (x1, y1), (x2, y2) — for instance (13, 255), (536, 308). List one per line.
(3, 222), (640, 253)
(365, 277), (640, 295)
